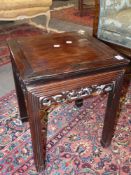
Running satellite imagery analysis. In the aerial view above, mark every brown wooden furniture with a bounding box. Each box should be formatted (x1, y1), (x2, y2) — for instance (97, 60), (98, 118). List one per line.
(93, 0), (131, 59)
(8, 32), (129, 172)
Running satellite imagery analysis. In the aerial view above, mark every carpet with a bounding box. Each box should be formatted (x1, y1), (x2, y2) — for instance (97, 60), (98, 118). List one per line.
(0, 23), (45, 67)
(0, 79), (130, 174)
(51, 7), (95, 27)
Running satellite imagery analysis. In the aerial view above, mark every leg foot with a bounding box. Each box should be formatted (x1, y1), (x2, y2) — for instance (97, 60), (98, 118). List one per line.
(100, 139), (110, 148)
(36, 164), (45, 173)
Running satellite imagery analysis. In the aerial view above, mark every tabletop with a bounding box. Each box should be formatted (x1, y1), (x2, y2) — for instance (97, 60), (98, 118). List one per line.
(8, 32), (129, 84)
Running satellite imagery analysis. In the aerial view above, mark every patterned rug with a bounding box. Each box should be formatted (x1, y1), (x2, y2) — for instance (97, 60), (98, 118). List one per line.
(0, 23), (45, 67)
(0, 78), (130, 175)
(51, 7), (95, 27)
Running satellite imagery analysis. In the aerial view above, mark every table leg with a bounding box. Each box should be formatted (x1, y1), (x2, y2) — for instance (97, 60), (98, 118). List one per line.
(12, 69), (28, 122)
(101, 71), (124, 147)
(78, 0), (84, 16)
(27, 92), (48, 172)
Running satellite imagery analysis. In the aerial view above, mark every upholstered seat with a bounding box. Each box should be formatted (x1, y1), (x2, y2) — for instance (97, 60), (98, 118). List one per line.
(0, 0), (52, 31)
(0, 0), (51, 10)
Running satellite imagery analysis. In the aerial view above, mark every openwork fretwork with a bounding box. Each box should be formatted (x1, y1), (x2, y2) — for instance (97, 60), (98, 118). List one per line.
(40, 82), (114, 107)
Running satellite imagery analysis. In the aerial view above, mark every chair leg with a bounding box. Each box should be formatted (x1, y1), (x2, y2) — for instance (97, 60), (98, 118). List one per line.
(45, 10), (51, 32)
(28, 18), (32, 24)
(28, 11), (51, 32)
(28, 18), (36, 27)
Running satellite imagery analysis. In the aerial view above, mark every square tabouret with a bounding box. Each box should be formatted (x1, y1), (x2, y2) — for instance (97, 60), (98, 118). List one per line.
(8, 32), (129, 172)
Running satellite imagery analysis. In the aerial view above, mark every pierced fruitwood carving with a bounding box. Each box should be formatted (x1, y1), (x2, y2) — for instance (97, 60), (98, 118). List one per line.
(40, 82), (114, 107)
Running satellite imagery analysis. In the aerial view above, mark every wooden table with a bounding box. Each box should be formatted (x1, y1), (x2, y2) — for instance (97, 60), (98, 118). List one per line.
(8, 32), (129, 172)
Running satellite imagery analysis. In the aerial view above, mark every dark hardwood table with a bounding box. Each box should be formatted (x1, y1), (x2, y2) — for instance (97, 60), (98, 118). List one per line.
(8, 32), (129, 172)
